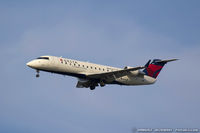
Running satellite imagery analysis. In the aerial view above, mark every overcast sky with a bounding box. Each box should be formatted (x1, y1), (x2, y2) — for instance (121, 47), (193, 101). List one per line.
(0, 1), (200, 133)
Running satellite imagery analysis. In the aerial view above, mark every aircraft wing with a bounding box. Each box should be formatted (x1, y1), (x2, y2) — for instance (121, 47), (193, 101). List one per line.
(86, 66), (145, 81)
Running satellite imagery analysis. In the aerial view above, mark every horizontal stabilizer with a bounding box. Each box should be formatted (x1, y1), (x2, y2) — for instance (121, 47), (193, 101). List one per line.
(157, 59), (178, 63)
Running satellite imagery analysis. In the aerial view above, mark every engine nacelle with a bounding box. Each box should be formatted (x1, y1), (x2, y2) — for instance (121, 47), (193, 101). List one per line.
(124, 66), (133, 69)
(124, 66), (140, 76)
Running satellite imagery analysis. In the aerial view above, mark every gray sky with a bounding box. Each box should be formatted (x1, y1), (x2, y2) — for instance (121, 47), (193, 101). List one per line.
(0, 1), (200, 133)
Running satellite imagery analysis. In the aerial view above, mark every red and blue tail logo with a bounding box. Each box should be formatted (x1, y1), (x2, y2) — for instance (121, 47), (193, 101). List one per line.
(143, 59), (166, 78)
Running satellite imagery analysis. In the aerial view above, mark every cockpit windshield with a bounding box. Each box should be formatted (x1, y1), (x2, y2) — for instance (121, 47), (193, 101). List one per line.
(37, 57), (49, 60)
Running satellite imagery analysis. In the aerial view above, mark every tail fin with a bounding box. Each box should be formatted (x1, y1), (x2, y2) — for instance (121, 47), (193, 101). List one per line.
(143, 59), (178, 78)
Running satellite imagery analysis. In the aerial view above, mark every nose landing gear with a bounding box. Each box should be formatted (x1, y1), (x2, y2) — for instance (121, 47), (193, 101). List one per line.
(36, 70), (40, 78)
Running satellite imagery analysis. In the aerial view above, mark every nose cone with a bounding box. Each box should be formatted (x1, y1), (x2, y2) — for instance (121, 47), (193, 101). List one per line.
(26, 60), (40, 69)
(26, 61), (34, 68)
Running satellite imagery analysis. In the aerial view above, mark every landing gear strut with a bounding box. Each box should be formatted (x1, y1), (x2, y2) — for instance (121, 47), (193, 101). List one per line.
(36, 70), (40, 78)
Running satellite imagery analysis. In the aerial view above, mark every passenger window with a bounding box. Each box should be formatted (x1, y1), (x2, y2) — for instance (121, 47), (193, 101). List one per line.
(91, 66), (92, 69)
(82, 65), (84, 67)
(99, 68), (101, 70)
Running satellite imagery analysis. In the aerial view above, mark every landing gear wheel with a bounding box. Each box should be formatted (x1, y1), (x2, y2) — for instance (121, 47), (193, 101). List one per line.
(36, 74), (40, 78)
(36, 70), (40, 78)
(90, 86), (95, 90)
(100, 81), (105, 87)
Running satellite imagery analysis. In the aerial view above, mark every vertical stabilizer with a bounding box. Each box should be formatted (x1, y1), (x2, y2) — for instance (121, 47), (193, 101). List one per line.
(143, 59), (177, 78)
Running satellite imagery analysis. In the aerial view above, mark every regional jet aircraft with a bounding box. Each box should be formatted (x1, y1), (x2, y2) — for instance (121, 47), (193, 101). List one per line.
(27, 56), (177, 90)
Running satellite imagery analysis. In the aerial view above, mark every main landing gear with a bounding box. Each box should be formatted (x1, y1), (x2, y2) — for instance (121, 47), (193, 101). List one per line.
(89, 81), (105, 90)
(90, 86), (96, 90)
(36, 70), (40, 78)
(99, 81), (105, 87)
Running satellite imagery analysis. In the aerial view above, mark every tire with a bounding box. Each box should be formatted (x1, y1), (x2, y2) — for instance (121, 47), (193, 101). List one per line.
(100, 81), (105, 87)
(36, 74), (40, 78)
(90, 86), (95, 90)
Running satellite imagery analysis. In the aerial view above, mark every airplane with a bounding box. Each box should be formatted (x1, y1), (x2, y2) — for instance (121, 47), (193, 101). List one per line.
(26, 55), (177, 90)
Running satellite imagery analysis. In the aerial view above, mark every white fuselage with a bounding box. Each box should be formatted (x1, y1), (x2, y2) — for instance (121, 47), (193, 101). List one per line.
(27, 55), (156, 86)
